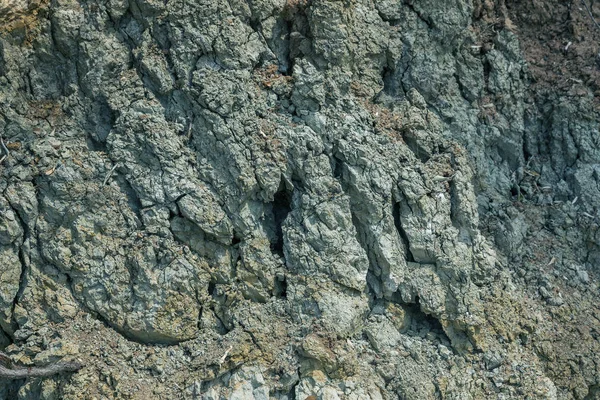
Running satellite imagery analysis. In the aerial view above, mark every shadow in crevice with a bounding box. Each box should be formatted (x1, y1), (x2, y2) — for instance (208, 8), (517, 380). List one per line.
(199, 280), (232, 335)
(392, 200), (415, 262)
(402, 133), (431, 164)
(274, 275), (288, 299)
(112, 175), (143, 226)
(400, 295), (451, 344)
(268, 180), (293, 258)
(0, 325), (11, 349)
(381, 64), (402, 99)
(281, 0), (312, 75)
(207, 281), (216, 297)
(85, 98), (116, 146)
(231, 231), (241, 245)
(584, 384), (600, 400)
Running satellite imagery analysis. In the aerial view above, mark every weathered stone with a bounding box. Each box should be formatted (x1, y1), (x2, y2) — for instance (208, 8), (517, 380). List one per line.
(0, 0), (598, 398)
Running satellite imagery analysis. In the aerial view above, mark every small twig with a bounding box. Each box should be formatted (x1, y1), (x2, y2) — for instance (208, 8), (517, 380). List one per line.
(218, 345), (232, 366)
(582, 211), (596, 219)
(524, 169), (540, 177)
(581, 0), (600, 32)
(44, 163), (60, 175)
(0, 136), (8, 155)
(103, 163), (119, 185)
(0, 354), (82, 380)
(564, 41), (572, 52)
(432, 173), (456, 182)
(186, 119), (194, 141)
(0, 136), (9, 164)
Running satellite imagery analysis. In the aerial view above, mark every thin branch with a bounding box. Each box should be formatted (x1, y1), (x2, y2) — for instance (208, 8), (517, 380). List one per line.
(186, 119), (194, 141)
(0, 351), (82, 379)
(103, 163), (120, 185)
(218, 345), (232, 366)
(0, 360), (82, 379)
(0, 136), (9, 164)
(581, 0), (600, 32)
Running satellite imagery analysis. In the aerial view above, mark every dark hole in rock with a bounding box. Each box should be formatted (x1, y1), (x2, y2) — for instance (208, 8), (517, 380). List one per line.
(85, 98), (115, 144)
(332, 155), (344, 180)
(269, 181), (292, 257)
(274, 275), (288, 299)
(402, 295), (450, 344)
(393, 201), (415, 262)
(214, 309), (233, 335)
(584, 384), (600, 400)
(381, 65), (396, 97)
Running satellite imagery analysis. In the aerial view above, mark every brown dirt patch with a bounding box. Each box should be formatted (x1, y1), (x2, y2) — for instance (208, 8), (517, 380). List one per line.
(505, 0), (600, 102)
(0, 0), (50, 45)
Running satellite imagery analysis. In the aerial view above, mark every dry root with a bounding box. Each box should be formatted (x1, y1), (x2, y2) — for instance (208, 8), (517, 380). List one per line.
(0, 351), (82, 380)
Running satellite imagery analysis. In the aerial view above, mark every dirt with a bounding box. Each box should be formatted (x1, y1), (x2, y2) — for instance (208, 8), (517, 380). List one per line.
(506, 0), (600, 103)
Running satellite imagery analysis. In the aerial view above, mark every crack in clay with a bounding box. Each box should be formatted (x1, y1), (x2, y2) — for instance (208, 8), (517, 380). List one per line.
(7, 203), (28, 338)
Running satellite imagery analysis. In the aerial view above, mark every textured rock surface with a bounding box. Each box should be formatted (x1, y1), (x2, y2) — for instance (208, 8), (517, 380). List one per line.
(0, 0), (599, 398)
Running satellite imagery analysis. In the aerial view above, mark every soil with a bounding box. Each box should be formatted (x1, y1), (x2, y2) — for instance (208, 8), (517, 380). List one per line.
(506, 0), (600, 102)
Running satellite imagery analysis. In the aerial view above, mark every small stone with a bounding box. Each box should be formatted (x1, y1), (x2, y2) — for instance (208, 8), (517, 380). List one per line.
(578, 269), (590, 284)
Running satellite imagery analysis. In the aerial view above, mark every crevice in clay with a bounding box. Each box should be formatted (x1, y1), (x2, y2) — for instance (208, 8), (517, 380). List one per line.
(268, 180), (293, 259)
(400, 295), (451, 344)
(403, 0), (433, 30)
(8, 204), (29, 339)
(392, 199), (415, 262)
(274, 274), (288, 299)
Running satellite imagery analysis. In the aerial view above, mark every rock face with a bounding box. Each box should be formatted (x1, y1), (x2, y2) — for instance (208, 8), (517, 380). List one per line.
(0, 0), (599, 399)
